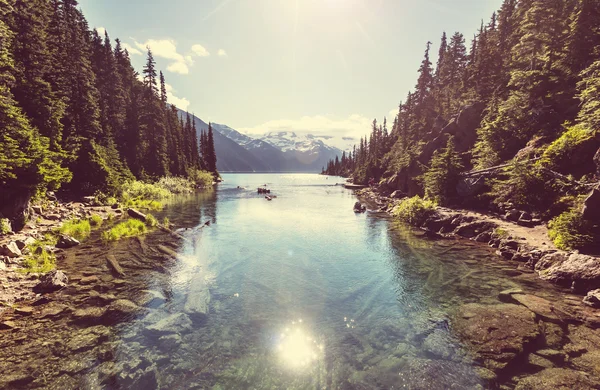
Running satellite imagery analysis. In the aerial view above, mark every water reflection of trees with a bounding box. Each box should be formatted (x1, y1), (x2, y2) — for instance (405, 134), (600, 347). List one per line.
(161, 189), (218, 228)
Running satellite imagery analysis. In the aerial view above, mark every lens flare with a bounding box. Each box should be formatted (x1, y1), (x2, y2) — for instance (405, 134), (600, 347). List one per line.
(276, 325), (323, 369)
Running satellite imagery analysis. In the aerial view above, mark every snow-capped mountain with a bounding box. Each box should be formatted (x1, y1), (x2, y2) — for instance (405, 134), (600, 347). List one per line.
(178, 111), (343, 172)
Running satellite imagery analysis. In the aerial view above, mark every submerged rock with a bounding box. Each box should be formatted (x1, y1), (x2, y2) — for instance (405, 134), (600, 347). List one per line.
(34, 270), (68, 293)
(145, 313), (192, 337)
(353, 202), (367, 213)
(453, 303), (539, 372)
(184, 275), (211, 321)
(514, 368), (599, 390)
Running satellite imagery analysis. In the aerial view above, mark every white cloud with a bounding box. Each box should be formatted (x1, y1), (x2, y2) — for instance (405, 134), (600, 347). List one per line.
(167, 62), (190, 75)
(134, 38), (195, 74)
(388, 108), (399, 121)
(191, 44), (210, 57)
(167, 92), (190, 111)
(238, 114), (372, 151)
(122, 42), (142, 56)
(163, 84), (190, 111)
(218, 49), (227, 57)
(96, 27), (106, 36)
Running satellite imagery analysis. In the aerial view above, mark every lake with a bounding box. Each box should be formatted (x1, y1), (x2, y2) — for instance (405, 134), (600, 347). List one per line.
(0, 173), (563, 389)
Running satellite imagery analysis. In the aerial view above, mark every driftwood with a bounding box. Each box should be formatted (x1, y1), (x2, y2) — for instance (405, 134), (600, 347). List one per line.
(157, 245), (179, 259)
(106, 255), (125, 277)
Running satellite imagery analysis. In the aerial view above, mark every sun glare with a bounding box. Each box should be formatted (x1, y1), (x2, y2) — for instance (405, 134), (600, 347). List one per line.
(276, 324), (324, 369)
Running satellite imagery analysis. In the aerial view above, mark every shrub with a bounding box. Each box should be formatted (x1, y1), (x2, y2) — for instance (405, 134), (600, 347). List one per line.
(124, 198), (163, 211)
(189, 169), (214, 188)
(21, 236), (58, 273)
(0, 218), (11, 235)
(89, 214), (103, 227)
(102, 219), (147, 242)
(156, 176), (194, 194)
(145, 214), (158, 227)
(542, 124), (596, 174)
(548, 208), (594, 250)
(58, 219), (91, 240)
(393, 196), (437, 226)
(121, 180), (171, 202)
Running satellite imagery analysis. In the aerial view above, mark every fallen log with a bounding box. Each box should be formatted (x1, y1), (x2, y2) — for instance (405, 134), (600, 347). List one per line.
(157, 244), (179, 259)
(106, 255), (125, 277)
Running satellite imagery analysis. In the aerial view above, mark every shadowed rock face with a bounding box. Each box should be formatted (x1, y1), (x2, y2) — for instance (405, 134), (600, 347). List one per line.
(514, 368), (600, 390)
(453, 303), (540, 372)
(538, 253), (600, 294)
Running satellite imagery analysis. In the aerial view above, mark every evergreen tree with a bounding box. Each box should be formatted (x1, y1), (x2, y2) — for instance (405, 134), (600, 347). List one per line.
(206, 123), (218, 174)
(422, 136), (463, 205)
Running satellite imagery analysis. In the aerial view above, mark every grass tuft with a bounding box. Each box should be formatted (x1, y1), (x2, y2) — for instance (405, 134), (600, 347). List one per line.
(89, 214), (103, 227)
(58, 219), (91, 240)
(102, 219), (147, 242)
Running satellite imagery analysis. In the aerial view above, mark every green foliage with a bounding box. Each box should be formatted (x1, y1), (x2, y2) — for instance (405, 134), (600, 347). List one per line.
(548, 208), (594, 250)
(145, 213), (158, 227)
(124, 198), (163, 211)
(121, 180), (171, 202)
(0, 218), (11, 235)
(422, 136), (463, 205)
(58, 219), (91, 241)
(490, 160), (561, 212)
(163, 217), (170, 228)
(494, 228), (509, 239)
(102, 219), (147, 242)
(188, 169), (215, 188)
(21, 235), (58, 274)
(542, 124), (596, 170)
(89, 214), (103, 227)
(156, 176), (194, 194)
(393, 196), (437, 226)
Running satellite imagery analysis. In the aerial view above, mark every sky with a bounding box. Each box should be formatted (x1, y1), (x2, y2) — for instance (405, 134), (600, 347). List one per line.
(78, 0), (501, 141)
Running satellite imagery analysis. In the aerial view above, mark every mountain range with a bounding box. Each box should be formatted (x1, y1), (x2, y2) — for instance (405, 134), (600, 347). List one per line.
(179, 110), (342, 172)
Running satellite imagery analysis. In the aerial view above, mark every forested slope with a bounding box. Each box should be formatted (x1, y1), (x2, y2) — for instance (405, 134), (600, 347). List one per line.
(0, 0), (216, 229)
(324, 0), (600, 250)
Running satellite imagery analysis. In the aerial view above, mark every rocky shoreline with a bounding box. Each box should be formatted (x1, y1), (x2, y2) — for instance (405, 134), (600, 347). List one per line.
(358, 187), (600, 388)
(0, 198), (124, 316)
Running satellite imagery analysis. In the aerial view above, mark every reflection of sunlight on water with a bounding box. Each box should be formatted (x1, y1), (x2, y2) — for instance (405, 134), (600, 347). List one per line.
(276, 321), (323, 369)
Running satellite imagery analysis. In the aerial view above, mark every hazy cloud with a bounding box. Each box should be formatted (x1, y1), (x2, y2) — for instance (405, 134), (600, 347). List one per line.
(95, 27), (106, 36)
(122, 42), (142, 56)
(191, 44), (210, 57)
(164, 84), (190, 110)
(218, 49), (228, 57)
(167, 62), (190, 75)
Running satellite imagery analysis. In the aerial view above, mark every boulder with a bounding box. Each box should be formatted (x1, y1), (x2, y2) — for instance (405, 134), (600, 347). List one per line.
(535, 251), (568, 272)
(184, 275), (211, 321)
(0, 242), (22, 258)
(505, 209), (521, 222)
(453, 303), (539, 372)
(144, 313), (192, 337)
(127, 208), (147, 222)
(538, 253), (600, 293)
(56, 235), (80, 249)
(353, 202), (366, 213)
(474, 232), (492, 243)
(454, 221), (496, 239)
(34, 270), (68, 293)
(390, 190), (404, 199)
(45, 213), (61, 221)
(15, 237), (35, 250)
(514, 368), (599, 390)
(0, 187), (34, 232)
(82, 196), (95, 204)
(583, 289), (600, 308)
(582, 186), (600, 221)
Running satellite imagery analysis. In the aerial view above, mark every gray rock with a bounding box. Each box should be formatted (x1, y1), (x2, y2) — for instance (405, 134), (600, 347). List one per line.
(82, 196), (96, 204)
(45, 213), (61, 221)
(34, 270), (68, 292)
(105, 299), (140, 320)
(72, 307), (107, 323)
(538, 253), (600, 293)
(56, 234), (80, 249)
(390, 190), (404, 199)
(15, 236), (35, 250)
(583, 289), (600, 308)
(498, 288), (524, 303)
(32, 205), (43, 215)
(145, 313), (192, 337)
(184, 275), (211, 320)
(582, 186), (600, 221)
(515, 368), (600, 390)
(158, 334), (182, 351)
(505, 209), (521, 222)
(0, 241), (22, 258)
(135, 290), (167, 308)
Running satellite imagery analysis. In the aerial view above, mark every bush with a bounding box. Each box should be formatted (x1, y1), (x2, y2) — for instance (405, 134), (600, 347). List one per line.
(189, 169), (214, 188)
(393, 196), (437, 226)
(89, 214), (103, 227)
(548, 208), (594, 250)
(0, 218), (11, 235)
(156, 176), (194, 194)
(542, 124), (596, 175)
(121, 180), (171, 202)
(58, 219), (91, 240)
(102, 219), (147, 242)
(145, 213), (158, 227)
(21, 236), (58, 273)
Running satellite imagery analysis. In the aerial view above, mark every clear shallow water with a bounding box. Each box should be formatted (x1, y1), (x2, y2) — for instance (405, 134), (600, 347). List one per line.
(117, 174), (526, 389)
(1, 174), (553, 389)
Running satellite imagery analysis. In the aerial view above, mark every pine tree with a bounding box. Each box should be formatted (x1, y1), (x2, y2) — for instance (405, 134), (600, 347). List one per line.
(423, 136), (463, 205)
(206, 123), (218, 174)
